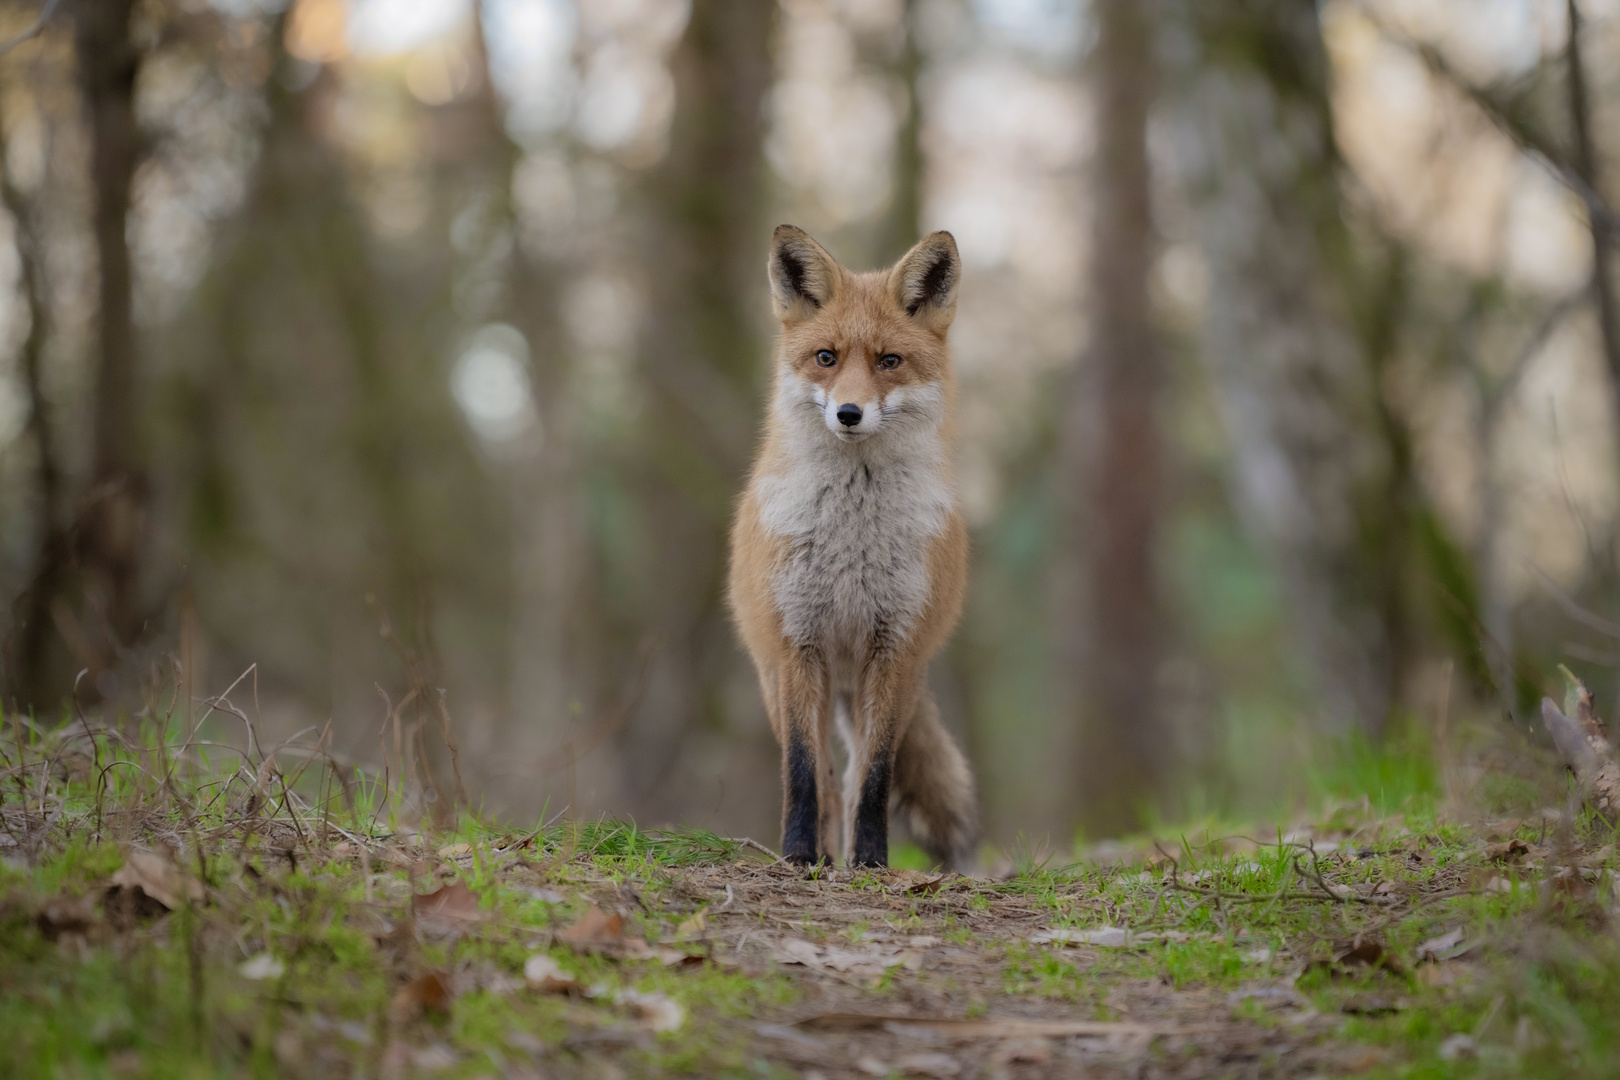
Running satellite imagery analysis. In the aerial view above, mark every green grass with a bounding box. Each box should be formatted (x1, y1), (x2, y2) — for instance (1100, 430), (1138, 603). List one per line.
(7, 702), (1620, 1077)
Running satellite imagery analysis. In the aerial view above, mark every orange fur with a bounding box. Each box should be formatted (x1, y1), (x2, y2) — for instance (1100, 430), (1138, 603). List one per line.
(728, 226), (979, 869)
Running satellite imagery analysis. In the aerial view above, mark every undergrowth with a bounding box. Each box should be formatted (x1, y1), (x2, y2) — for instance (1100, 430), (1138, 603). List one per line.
(3, 689), (1620, 1078)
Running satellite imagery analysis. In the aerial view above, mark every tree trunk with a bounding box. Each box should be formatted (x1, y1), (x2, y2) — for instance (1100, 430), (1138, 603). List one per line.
(465, 2), (598, 801)
(1069, 0), (1166, 836)
(0, 118), (64, 709)
(75, 0), (146, 659)
(626, 0), (774, 815)
(1171, 0), (1394, 736)
(876, 0), (923, 266)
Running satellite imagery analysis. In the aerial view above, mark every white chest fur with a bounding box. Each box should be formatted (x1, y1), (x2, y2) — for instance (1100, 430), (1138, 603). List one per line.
(755, 378), (955, 655)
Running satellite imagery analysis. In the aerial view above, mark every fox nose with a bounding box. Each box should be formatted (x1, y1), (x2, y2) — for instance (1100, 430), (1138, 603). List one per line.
(836, 403), (863, 427)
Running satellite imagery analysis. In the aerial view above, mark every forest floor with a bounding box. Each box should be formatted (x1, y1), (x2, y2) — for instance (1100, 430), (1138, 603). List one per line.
(4, 716), (1620, 1079)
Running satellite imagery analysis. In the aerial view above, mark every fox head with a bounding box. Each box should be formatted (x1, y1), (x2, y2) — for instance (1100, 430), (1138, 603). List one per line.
(767, 225), (960, 445)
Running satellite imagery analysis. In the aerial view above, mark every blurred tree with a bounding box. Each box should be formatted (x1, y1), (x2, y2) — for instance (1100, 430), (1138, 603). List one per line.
(463, 1), (598, 782)
(1066, 0), (1166, 834)
(1172, 0), (1397, 736)
(874, 0), (923, 267)
(622, 0), (774, 816)
(74, 0), (147, 672)
(0, 99), (61, 709)
(158, 14), (505, 797)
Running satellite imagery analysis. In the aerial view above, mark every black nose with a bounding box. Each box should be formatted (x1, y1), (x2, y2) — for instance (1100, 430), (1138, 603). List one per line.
(836, 404), (863, 427)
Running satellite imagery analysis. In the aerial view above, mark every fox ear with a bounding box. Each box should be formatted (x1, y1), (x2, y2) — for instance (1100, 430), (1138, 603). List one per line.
(890, 231), (960, 332)
(768, 225), (838, 321)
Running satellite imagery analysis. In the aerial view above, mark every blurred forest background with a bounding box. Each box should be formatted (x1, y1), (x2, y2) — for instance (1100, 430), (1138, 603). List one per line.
(1, 0), (1618, 848)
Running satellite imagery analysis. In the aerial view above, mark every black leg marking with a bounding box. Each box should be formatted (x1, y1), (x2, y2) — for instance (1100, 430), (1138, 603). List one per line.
(782, 734), (820, 865)
(851, 753), (892, 867)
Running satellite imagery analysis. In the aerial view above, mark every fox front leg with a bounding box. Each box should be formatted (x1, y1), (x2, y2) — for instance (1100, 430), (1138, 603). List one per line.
(848, 656), (923, 868)
(778, 649), (830, 865)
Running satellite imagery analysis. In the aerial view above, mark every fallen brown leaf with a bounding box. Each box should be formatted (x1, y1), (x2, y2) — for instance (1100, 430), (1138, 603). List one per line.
(411, 881), (484, 936)
(1484, 839), (1529, 862)
(107, 849), (204, 913)
(390, 971), (452, 1022)
(1336, 940), (1402, 974)
(885, 869), (947, 895)
(558, 905), (625, 952)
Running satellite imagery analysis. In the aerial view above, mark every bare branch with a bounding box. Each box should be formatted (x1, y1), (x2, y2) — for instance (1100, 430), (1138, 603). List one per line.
(1366, 13), (1620, 235)
(0, 0), (61, 58)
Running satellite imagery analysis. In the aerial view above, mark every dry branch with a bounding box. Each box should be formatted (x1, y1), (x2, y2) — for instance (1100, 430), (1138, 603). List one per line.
(1539, 668), (1620, 821)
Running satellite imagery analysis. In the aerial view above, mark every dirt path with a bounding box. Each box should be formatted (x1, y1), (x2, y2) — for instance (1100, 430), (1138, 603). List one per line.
(543, 860), (1383, 1079)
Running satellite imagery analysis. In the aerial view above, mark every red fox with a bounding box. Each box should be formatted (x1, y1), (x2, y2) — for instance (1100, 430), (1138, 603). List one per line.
(728, 225), (979, 870)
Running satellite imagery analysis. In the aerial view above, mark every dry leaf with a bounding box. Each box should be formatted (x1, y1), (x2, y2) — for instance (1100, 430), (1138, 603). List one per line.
(239, 952), (285, 980)
(412, 881), (481, 919)
(1485, 839), (1529, 862)
(412, 881), (483, 936)
(559, 905), (626, 952)
(1336, 940), (1402, 974)
(108, 849), (204, 912)
(390, 971), (452, 1022)
(522, 953), (581, 993)
(1415, 928), (1467, 962)
(886, 869), (946, 895)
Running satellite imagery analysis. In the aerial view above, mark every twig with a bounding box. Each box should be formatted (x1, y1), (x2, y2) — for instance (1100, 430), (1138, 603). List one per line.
(727, 836), (784, 863)
(0, 0), (60, 58)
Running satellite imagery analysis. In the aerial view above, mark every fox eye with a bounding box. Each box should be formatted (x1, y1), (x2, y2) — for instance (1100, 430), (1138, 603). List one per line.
(877, 353), (902, 371)
(815, 349), (836, 367)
